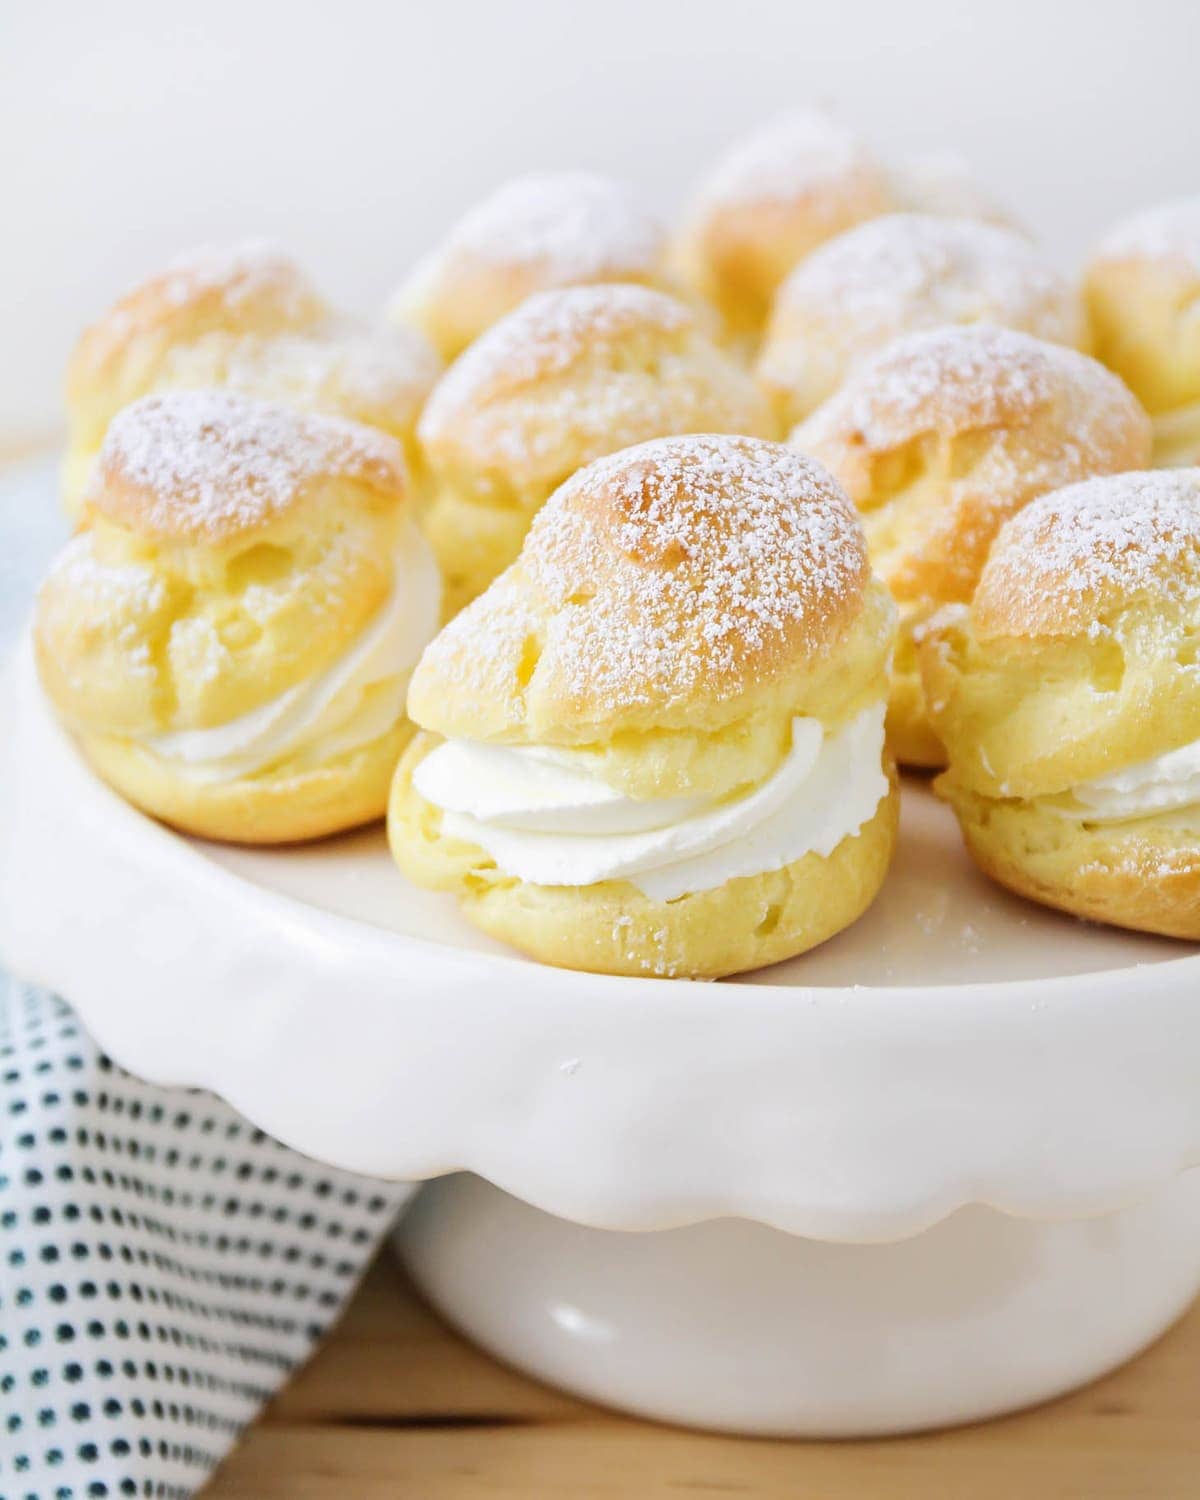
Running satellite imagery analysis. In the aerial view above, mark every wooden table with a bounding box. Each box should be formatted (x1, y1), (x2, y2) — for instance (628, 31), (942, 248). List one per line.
(208, 1252), (1200, 1498)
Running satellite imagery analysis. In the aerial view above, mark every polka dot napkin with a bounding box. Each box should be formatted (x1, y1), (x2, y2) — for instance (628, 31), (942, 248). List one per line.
(0, 460), (411, 1496)
(0, 975), (408, 1498)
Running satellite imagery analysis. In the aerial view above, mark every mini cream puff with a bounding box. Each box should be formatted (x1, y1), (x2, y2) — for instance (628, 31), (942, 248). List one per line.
(388, 434), (899, 979)
(757, 214), (1085, 431)
(792, 325), (1152, 767)
(389, 171), (676, 362)
(673, 110), (893, 346)
(416, 283), (775, 611)
(64, 241), (441, 516)
(36, 390), (441, 843)
(885, 151), (1021, 231)
(919, 469), (1200, 939)
(1084, 198), (1200, 467)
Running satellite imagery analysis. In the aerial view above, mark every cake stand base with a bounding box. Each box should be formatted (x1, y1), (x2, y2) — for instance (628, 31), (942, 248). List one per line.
(396, 1170), (1200, 1437)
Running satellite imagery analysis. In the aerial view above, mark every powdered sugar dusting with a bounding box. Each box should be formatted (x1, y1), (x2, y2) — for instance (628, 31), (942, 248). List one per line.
(1096, 198), (1200, 276)
(844, 325), (1052, 436)
(432, 172), (664, 281)
(983, 469), (1200, 624)
(93, 390), (403, 541)
(773, 215), (1078, 351)
(810, 325), (1132, 458)
(154, 239), (314, 313)
(433, 435), (869, 718)
(190, 322), (441, 415)
(418, 284), (696, 454)
(697, 110), (877, 209)
(45, 532), (168, 618)
(887, 151), (1017, 229)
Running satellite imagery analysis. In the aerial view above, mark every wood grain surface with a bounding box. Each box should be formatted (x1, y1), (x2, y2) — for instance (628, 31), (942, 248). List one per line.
(207, 1253), (1200, 1499)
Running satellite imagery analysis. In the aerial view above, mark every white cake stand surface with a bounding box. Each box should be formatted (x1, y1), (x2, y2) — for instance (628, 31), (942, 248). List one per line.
(4, 642), (1200, 1437)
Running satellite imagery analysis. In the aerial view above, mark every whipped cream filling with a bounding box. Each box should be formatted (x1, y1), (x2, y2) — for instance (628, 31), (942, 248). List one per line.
(142, 528), (441, 783)
(413, 702), (888, 901)
(1054, 732), (1200, 828)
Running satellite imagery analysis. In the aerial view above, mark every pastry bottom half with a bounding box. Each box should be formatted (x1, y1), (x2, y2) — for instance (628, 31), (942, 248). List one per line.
(388, 737), (899, 979)
(937, 779), (1200, 939)
(80, 717), (415, 845)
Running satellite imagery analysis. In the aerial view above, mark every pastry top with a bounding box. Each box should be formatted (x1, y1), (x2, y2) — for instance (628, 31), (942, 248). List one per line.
(417, 283), (774, 505)
(83, 389), (404, 546)
(1085, 197), (1200, 415)
(886, 151), (1019, 230)
(408, 434), (895, 752)
(972, 468), (1200, 641)
(758, 214), (1084, 426)
(66, 242), (328, 442)
(674, 110), (892, 337)
(390, 171), (671, 360)
(37, 391), (410, 738)
(146, 321), (441, 447)
(793, 325), (1152, 609)
(919, 469), (1200, 798)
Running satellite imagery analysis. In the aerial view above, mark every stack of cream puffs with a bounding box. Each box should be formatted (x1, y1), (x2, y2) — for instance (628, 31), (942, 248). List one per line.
(31, 120), (1200, 972)
(64, 240), (441, 516)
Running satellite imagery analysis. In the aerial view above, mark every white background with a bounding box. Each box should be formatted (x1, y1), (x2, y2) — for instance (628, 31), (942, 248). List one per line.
(2, 0), (1196, 441)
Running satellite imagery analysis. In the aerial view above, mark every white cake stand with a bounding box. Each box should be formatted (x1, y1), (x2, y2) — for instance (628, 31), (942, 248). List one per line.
(3, 641), (1200, 1437)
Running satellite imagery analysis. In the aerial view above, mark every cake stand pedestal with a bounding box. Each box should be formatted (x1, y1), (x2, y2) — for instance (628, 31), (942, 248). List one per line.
(4, 640), (1200, 1437)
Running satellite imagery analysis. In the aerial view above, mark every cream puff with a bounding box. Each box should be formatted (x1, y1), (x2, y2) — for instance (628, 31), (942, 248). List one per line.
(919, 469), (1200, 938)
(673, 109), (893, 346)
(416, 283), (775, 611)
(792, 325), (1152, 767)
(886, 150), (1020, 232)
(36, 390), (441, 843)
(64, 240), (441, 516)
(757, 214), (1085, 431)
(1084, 198), (1200, 467)
(388, 171), (676, 361)
(388, 434), (899, 979)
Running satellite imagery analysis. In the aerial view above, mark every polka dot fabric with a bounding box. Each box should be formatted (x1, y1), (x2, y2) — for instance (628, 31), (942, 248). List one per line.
(0, 976), (407, 1498)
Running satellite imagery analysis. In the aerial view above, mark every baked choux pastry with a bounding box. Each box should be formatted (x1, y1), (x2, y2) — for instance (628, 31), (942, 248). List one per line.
(792, 325), (1152, 767)
(388, 434), (899, 979)
(919, 469), (1200, 939)
(1084, 198), (1200, 467)
(64, 240), (441, 516)
(416, 283), (775, 611)
(757, 214), (1084, 431)
(886, 151), (1020, 231)
(388, 171), (675, 362)
(36, 390), (441, 844)
(673, 110), (892, 346)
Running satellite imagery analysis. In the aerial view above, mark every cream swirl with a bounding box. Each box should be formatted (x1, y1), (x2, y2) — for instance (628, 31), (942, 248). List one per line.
(413, 702), (888, 901)
(1057, 732), (1200, 827)
(143, 524), (441, 783)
